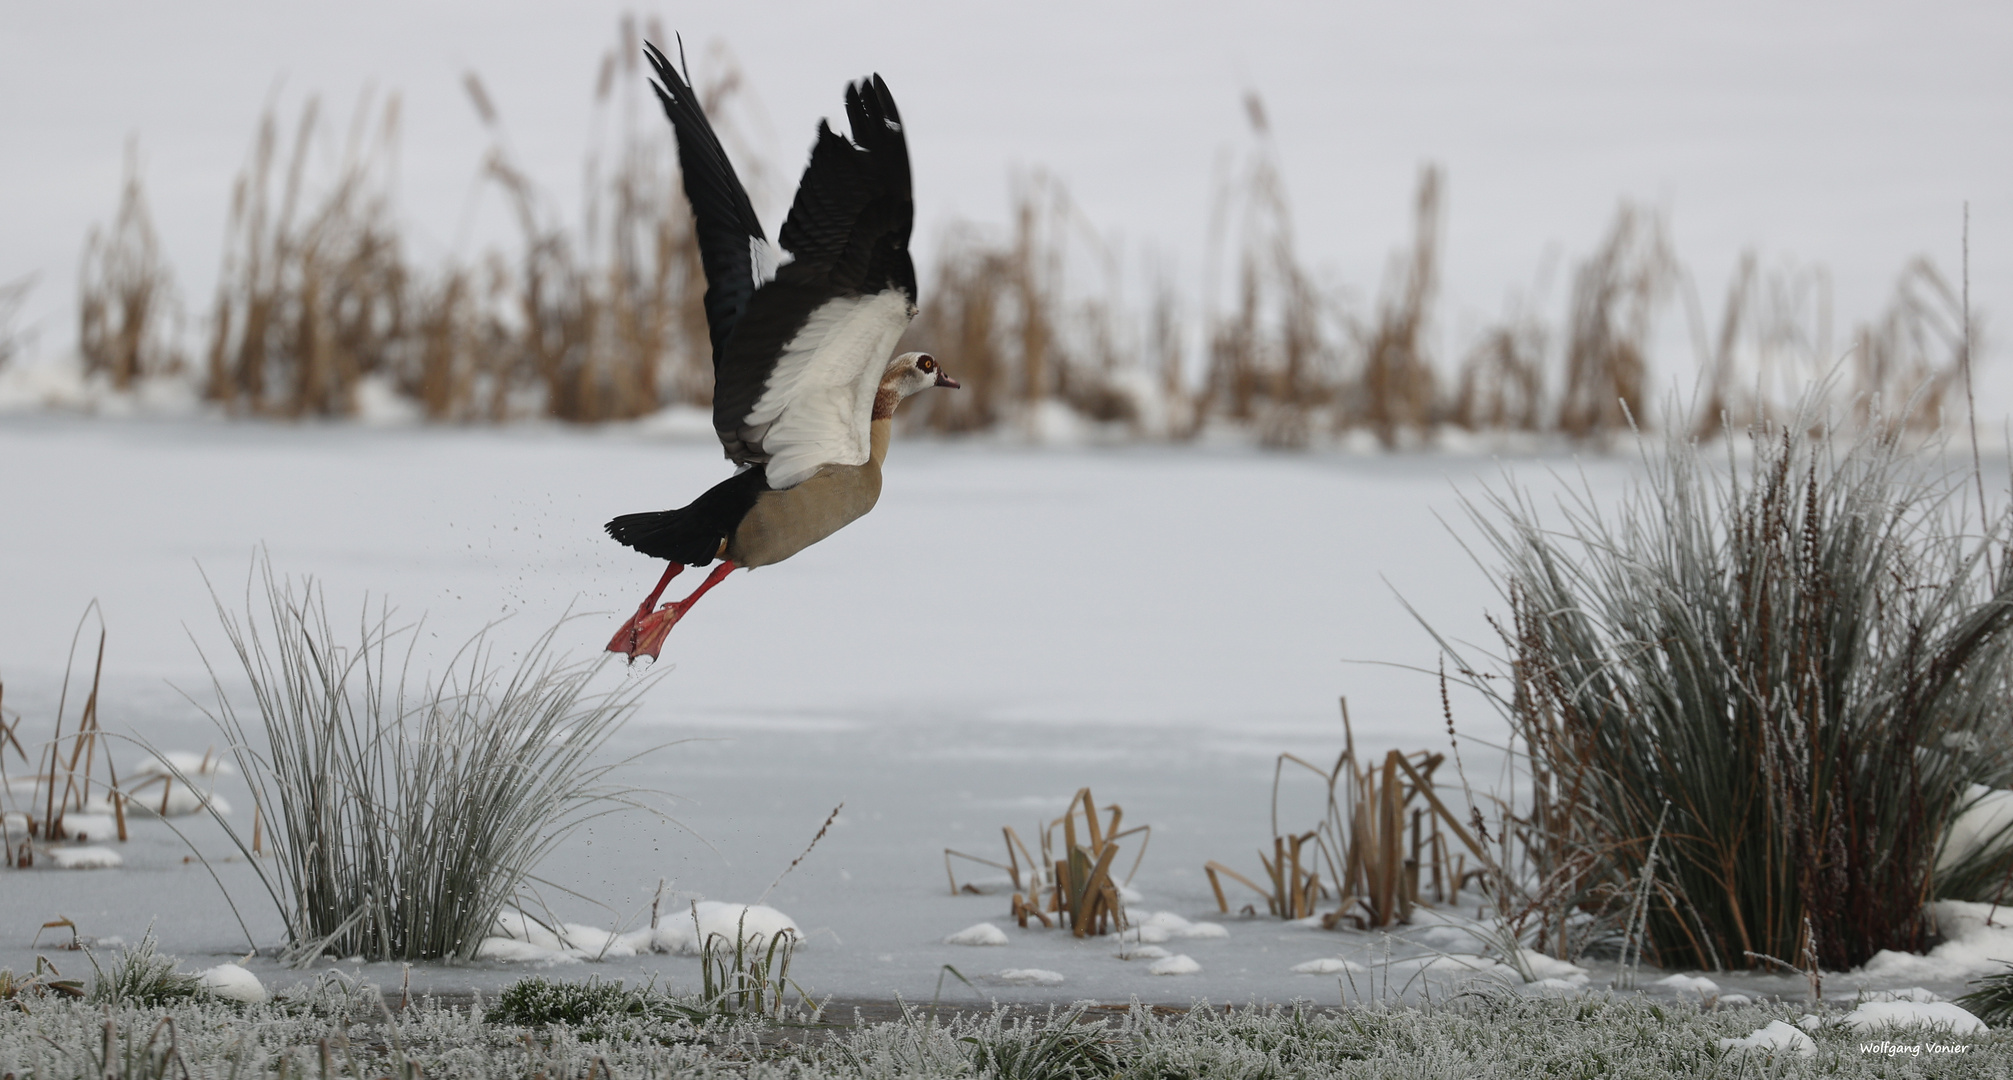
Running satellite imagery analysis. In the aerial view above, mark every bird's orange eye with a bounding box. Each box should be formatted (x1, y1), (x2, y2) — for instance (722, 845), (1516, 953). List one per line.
(919, 356), (936, 372)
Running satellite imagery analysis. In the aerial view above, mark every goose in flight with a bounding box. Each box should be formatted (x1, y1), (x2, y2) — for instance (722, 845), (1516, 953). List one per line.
(606, 42), (958, 661)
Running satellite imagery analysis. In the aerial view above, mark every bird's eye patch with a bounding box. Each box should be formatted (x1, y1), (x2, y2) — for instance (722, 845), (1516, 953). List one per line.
(919, 356), (936, 372)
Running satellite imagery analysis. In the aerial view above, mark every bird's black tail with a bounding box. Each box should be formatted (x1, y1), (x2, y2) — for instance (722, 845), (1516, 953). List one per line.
(606, 467), (767, 566)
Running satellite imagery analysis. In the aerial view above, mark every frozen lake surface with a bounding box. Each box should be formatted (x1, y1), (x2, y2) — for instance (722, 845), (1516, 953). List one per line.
(2, 419), (2005, 1006)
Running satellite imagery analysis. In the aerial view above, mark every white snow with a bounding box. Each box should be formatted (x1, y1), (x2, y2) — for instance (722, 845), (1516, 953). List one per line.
(559, 923), (637, 959)
(1147, 954), (1200, 976)
(1653, 974), (1720, 997)
(54, 814), (117, 842)
(1119, 945), (1170, 960)
(1841, 1001), (1986, 1035)
(476, 937), (583, 965)
(1123, 911), (1228, 944)
(1938, 785), (2013, 871)
(1861, 987), (1943, 1003)
(1516, 949), (1589, 984)
(491, 910), (564, 951)
(659, 902), (801, 956)
(197, 963), (267, 1004)
(994, 968), (1064, 986)
(944, 922), (1009, 946)
(1291, 958), (1367, 975)
(1717, 1020), (1816, 1057)
(1857, 900), (2013, 983)
(122, 752), (234, 818)
(48, 845), (121, 869)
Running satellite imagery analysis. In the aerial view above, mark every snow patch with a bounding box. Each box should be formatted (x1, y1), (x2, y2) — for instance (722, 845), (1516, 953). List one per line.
(559, 923), (637, 959)
(1938, 784), (2013, 872)
(1516, 949), (1589, 982)
(1118, 945), (1170, 960)
(198, 964), (267, 1004)
(48, 846), (121, 868)
(1653, 974), (1721, 997)
(476, 937), (583, 964)
(945, 922), (1010, 946)
(1147, 954), (1200, 976)
(1717, 1020), (1816, 1057)
(1857, 900), (2013, 983)
(654, 902), (802, 956)
(1291, 958), (1367, 975)
(994, 968), (1064, 986)
(1123, 911), (1227, 944)
(54, 814), (118, 842)
(1841, 1000), (1985, 1034)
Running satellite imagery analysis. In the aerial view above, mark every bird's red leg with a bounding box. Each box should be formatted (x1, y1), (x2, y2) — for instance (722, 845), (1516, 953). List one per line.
(610, 561), (739, 663)
(607, 561), (685, 660)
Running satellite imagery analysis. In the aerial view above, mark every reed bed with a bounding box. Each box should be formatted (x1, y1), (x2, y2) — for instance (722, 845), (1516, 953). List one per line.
(1203, 700), (1485, 929)
(0, 604), (130, 866)
(62, 27), (1974, 442)
(1431, 413), (2013, 973)
(946, 787), (1148, 937)
(194, 561), (656, 963)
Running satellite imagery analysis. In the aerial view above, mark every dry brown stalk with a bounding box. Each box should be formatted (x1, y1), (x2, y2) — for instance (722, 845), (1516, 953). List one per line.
(1207, 699), (1483, 929)
(1556, 204), (1674, 438)
(1357, 167), (1442, 447)
(79, 143), (181, 389)
(948, 787), (1147, 936)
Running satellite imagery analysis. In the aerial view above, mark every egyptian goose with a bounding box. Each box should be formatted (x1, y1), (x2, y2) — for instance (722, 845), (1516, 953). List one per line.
(605, 42), (958, 661)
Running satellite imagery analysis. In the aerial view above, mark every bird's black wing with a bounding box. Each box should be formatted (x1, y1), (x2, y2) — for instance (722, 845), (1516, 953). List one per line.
(710, 74), (918, 469)
(644, 40), (767, 367)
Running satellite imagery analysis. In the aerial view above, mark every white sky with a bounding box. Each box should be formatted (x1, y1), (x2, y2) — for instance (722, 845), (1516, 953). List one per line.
(4, 1), (2011, 412)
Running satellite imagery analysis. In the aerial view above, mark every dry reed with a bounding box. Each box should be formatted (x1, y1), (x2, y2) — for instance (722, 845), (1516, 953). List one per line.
(79, 145), (181, 389)
(58, 26), (1979, 445)
(1204, 699), (1484, 929)
(946, 787), (1148, 938)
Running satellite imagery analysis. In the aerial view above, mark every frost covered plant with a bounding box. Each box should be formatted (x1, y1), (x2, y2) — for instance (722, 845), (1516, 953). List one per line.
(85, 929), (204, 1007)
(1958, 963), (2013, 1027)
(959, 1009), (1124, 1080)
(1442, 415), (2013, 972)
(195, 561), (656, 963)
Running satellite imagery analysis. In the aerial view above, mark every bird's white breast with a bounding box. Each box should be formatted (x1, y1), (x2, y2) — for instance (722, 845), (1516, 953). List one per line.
(745, 289), (913, 490)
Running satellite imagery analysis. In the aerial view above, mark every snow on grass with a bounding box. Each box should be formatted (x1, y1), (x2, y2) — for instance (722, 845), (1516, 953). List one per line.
(944, 922), (1009, 946)
(1840, 1000), (1986, 1034)
(1717, 1019), (1817, 1057)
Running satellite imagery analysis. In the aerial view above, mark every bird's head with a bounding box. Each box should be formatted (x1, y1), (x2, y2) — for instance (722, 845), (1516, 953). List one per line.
(881, 352), (960, 399)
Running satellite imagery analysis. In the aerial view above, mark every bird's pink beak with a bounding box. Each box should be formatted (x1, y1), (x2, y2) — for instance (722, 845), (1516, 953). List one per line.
(935, 372), (961, 389)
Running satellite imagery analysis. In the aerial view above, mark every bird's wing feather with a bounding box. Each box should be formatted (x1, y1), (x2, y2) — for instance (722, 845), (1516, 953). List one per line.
(710, 73), (917, 475)
(643, 42), (775, 370)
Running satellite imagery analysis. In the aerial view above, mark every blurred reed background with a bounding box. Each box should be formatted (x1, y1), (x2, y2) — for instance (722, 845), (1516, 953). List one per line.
(27, 15), (1978, 444)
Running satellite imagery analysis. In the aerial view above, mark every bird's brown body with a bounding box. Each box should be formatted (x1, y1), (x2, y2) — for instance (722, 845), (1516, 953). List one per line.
(726, 417), (891, 568)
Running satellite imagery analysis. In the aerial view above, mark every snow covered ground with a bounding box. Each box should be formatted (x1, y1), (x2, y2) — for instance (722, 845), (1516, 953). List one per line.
(4, 418), (2011, 1009)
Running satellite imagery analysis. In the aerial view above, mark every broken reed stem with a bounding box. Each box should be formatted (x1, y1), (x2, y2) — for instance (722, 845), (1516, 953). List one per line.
(758, 802), (842, 905)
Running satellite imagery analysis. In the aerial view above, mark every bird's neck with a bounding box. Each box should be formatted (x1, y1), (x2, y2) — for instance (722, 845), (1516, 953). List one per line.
(869, 417), (892, 467)
(869, 383), (901, 467)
